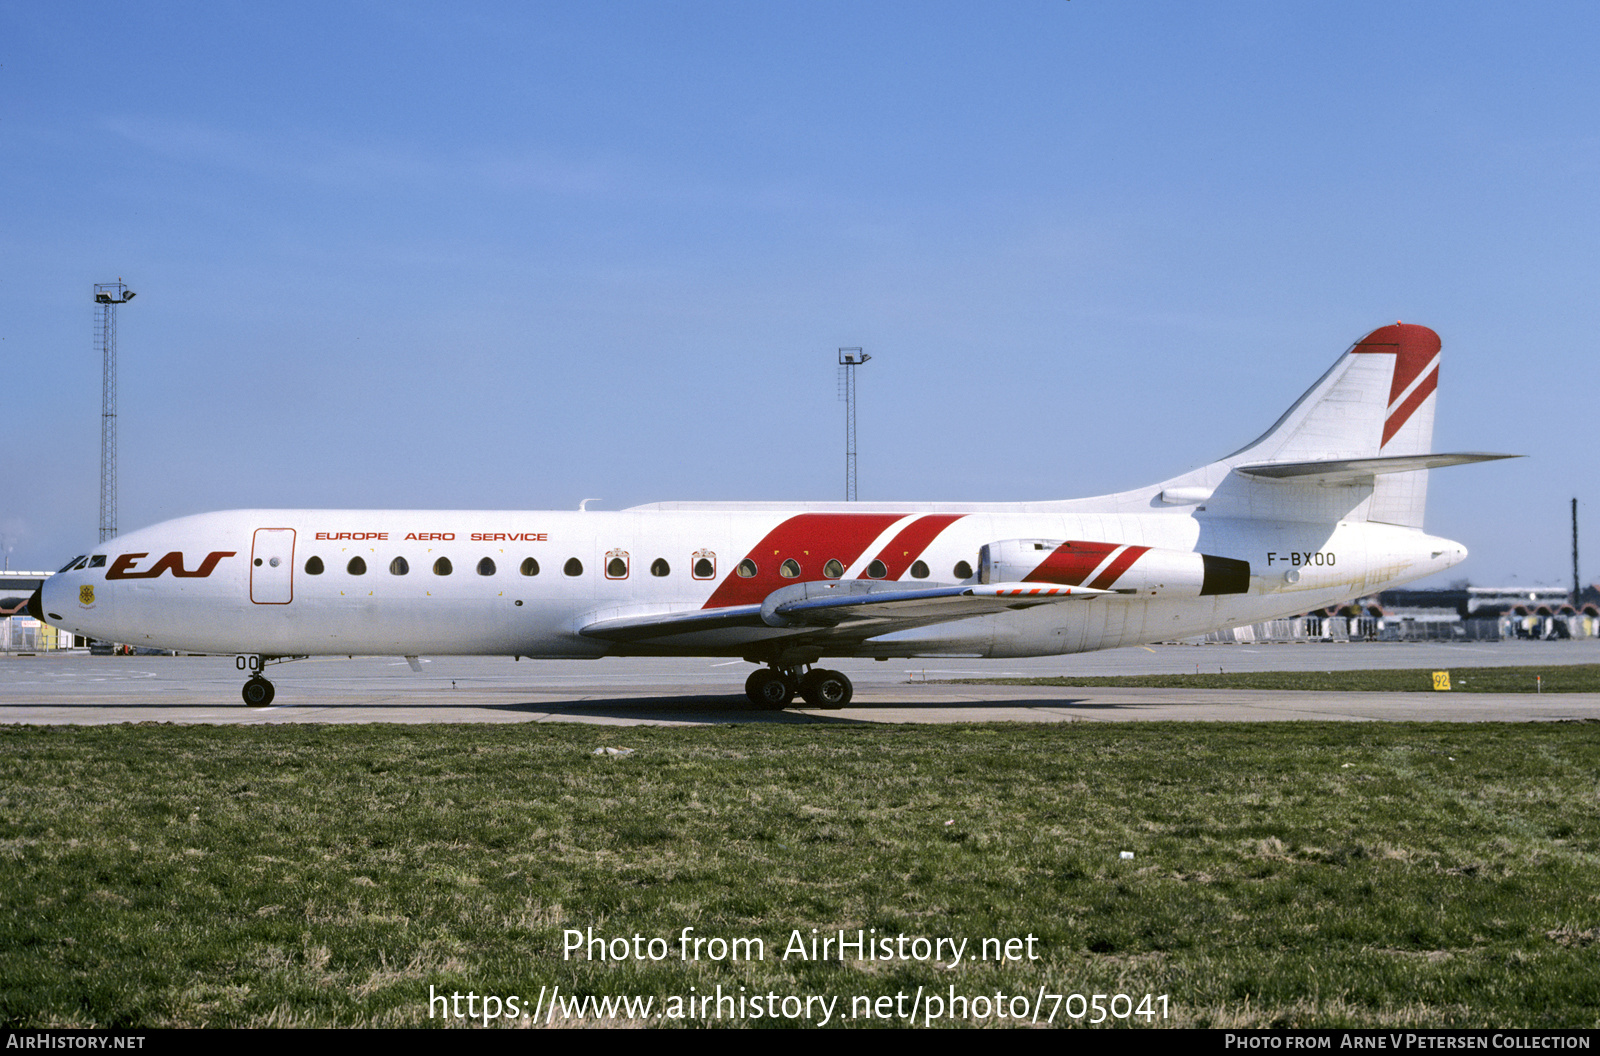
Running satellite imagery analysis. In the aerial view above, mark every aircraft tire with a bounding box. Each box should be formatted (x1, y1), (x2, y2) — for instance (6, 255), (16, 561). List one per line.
(242, 676), (275, 707)
(744, 669), (794, 709)
(800, 669), (853, 709)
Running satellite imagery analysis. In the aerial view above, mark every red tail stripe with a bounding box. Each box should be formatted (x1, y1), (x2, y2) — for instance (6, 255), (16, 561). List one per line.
(1381, 364), (1438, 447)
(1088, 545), (1150, 590)
(701, 512), (903, 609)
(1349, 322), (1442, 407)
(859, 513), (965, 580)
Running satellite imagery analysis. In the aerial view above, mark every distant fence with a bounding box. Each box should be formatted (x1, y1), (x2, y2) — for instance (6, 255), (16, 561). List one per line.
(1205, 614), (1598, 644)
(0, 617), (77, 652)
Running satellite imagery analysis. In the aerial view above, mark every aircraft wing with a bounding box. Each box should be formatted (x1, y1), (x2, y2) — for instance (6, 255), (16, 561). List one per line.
(578, 580), (1110, 646)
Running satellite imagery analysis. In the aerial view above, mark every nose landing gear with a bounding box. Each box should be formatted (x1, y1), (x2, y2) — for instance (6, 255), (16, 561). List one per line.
(744, 666), (853, 709)
(242, 675), (275, 707)
(235, 654), (305, 707)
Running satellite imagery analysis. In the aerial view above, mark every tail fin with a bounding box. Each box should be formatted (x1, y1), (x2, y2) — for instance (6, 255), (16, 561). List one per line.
(1233, 322), (1438, 527)
(1153, 323), (1512, 528)
(1225, 323), (1439, 467)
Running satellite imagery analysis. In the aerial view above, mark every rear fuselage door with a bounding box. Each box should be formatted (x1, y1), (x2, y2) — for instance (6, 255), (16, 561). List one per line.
(250, 528), (296, 604)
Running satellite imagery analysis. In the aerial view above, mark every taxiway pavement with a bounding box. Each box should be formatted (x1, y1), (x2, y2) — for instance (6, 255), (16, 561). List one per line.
(2, 641), (1596, 725)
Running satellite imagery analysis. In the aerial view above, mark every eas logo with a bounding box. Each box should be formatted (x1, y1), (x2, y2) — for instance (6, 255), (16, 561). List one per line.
(105, 551), (236, 580)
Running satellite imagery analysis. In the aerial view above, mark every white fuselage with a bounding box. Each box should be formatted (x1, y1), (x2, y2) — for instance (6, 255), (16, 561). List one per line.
(39, 505), (1464, 661)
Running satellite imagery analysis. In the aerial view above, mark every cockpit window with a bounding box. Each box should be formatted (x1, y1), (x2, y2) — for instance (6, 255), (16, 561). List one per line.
(88, 556), (107, 569)
(57, 556), (87, 573)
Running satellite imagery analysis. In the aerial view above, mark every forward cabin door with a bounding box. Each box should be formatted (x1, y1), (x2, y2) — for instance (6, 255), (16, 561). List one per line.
(250, 528), (296, 604)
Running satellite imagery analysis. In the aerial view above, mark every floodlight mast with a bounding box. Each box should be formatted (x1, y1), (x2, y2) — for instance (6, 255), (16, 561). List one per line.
(94, 281), (135, 543)
(837, 347), (870, 501)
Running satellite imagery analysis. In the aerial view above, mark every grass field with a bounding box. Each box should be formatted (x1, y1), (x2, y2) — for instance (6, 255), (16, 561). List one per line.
(3, 721), (1598, 1028)
(942, 664), (1600, 694)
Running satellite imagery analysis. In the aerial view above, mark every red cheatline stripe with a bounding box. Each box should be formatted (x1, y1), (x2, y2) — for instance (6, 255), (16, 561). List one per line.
(858, 513), (965, 580)
(701, 512), (903, 609)
(1087, 545), (1150, 591)
(1026, 541), (1119, 586)
(1381, 364), (1438, 447)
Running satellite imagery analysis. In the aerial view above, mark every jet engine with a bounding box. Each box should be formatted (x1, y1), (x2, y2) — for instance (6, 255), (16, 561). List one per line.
(979, 539), (1250, 597)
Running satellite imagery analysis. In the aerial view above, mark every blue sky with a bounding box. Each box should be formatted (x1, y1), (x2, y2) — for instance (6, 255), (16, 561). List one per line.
(4, 1), (1595, 587)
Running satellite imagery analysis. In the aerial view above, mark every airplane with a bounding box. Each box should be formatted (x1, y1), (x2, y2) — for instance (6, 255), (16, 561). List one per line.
(31, 322), (1515, 709)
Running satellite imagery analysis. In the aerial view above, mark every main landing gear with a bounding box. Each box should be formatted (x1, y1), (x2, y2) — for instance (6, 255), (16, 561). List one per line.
(744, 666), (854, 710)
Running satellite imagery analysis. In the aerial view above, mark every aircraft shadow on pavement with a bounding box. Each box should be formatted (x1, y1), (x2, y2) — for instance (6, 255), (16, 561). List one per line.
(487, 695), (872, 723)
(482, 692), (1113, 722)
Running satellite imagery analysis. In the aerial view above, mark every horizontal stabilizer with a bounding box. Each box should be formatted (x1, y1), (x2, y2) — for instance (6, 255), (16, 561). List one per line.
(1235, 452), (1520, 485)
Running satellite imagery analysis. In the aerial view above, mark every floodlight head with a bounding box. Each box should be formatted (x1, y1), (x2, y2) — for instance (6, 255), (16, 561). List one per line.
(123, 291), (135, 301)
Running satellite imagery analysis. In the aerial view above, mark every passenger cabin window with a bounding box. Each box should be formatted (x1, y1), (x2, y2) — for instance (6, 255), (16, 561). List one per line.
(348, 556), (367, 575)
(650, 558), (670, 577)
(605, 550), (629, 579)
(736, 559), (757, 578)
(390, 557), (409, 575)
(433, 557), (452, 575)
(478, 557), (496, 576)
(692, 550), (716, 579)
(520, 558), (539, 576)
(953, 560), (973, 580)
(305, 556), (325, 575)
(564, 558), (583, 577)
(779, 559), (801, 578)
(823, 559), (844, 579)
(865, 559), (888, 579)
(910, 560), (930, 579)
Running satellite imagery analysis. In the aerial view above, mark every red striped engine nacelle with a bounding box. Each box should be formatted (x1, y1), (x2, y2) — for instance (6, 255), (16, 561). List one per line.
(979, 539), (1250, 598)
